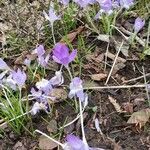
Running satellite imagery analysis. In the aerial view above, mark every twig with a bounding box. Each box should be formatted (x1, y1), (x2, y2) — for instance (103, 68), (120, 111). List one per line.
(83, 84), (147, 90)
(119, 26), (145, 47)
(105, 41), (124, 85)
(142, 67), (150, 106)
(123, 73), (150, 83)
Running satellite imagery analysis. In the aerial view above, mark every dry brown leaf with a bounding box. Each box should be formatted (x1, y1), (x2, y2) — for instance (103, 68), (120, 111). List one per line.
(47, 119), (57, 133)
(39, 135), (58, 150)
(49, 88), (67, 103)
(108, 96), (123, 113)
(105, 52), (126, 63)
(91, 73), (107, 81)
(112, 62), (126, 75)
(97, 34), (110, 42)
(60, 26), (84, 43)
(122, 102), (133, 113)
(127, 108), (150, 127)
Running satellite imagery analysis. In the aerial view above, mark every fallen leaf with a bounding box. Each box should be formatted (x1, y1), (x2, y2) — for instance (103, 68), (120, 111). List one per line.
(49, 88), (67, 103)
(60, 26), (84, 43)
(47, 119), (57, 133)
(13, 141), (25, 150)
(112, 62), (126, 75)
(39, 135), (58, 150)
(112, 37), (129, 57)
(122, 102), (133, 113)
(105, 52), (126, 63)
(127, 108), (150, 127)
(108, 96), (124, 113)
(91, 73), (107, 81)
(97, 34), (110, 42)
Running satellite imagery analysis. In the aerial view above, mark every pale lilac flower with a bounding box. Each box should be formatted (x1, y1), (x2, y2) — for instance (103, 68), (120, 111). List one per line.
(73, 0), (96, 8)
(0, 58), (10, 70)
(97, 0), (113, 14)
(134, 17), (145, 33)
(24, 58), (31, 66)
(59, 0), (70, 5)
(0, 70), (8, 80)
(11, 69), (26, 88)
(50, 71), (64, 86)
(65, 134), (87, 150)
(30, 102), (48, 115)
(38, 54), (50, 67)
(30, 88), (43, 98)
(95, 0), (113, 20)
(43, 3), (61, 25)
(36, 45), (45, 56)
(53, 43), (77, 67)
(118, 0), (134, 9)
(69, 77), (88, 102)
(3, 74), (17, 90)
(33, 45), (50, 67)
(36, 78), (52, 94)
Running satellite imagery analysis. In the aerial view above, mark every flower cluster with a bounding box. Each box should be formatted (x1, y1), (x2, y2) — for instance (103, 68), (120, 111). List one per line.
(0, 59), (26, 90)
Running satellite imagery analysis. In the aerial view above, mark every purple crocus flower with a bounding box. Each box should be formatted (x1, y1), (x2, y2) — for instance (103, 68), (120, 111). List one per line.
(50, 71), (64, 86)
(118, 0), (134, 9)
(59, 0), (70, 5)
(11, 69), (27, 88)
(43, 3), (61, 25)
(52, 43), (77, 67)
(69, 77), (88, 103)
(97, 0), (113, 14)
(30, 102), (48, 115)
(0, 58), (11, 70)
(73, 0), (96, 8)
(33, 45), (50, 67)
(36, 78), (52, 94)
(65, 134), (87, 150)
(134, 17), (145, 33)
(24, 58), (31, 67)
(95, 0), (113, 20)
(3, 74), (17, 90)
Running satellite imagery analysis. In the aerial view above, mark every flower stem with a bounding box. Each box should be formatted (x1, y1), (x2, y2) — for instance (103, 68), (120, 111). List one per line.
(2, 88), (14, 110)
(19, 88), (23, 114)
(51, 23), (56, 44)
(79, 100), (87, 144)
(66, 66), (78, 112)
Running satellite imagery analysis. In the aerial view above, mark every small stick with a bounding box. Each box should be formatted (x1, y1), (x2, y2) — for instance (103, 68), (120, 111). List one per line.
(105, 41), (124, 85)
(83, 84), (147, 90)
(142, 67), (150, 106)
(123, 73), (150, 83)
(119, 26), (145, 47)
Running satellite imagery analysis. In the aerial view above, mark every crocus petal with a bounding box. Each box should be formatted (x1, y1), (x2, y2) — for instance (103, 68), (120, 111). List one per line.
(12, 69), (27, 88)
(53, 43), (69, 59)
(0, 58), (10, 70)
(52, 55), (62, 64)
(36, 78), (52, 94)
(134, 17), (145, 33)
(66, 134), (85, 150)
(37, 45), (45, 56)
(59, 0), (70, 5)
(24, 58), (31, 66)
(68, 49), (77, 63)
(50, 71), (64, 86)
